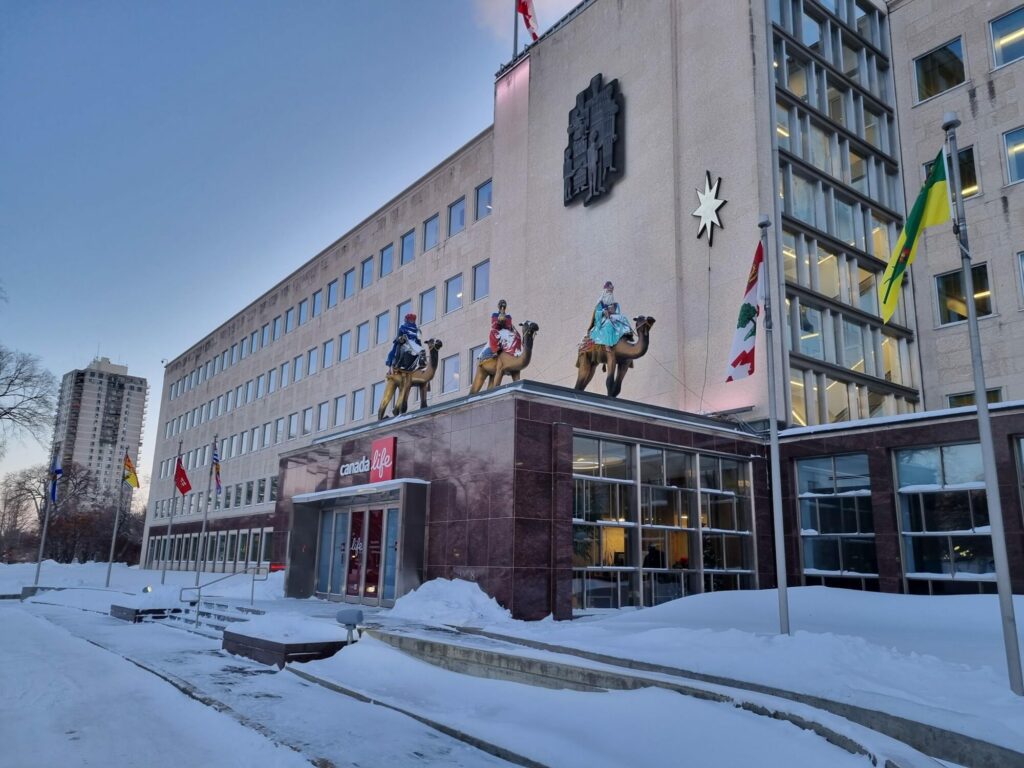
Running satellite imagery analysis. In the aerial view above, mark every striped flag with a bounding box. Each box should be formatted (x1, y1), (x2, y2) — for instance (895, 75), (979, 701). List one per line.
(212, 443), (222, 494)
(879, 148), (951, 323)
(726, 242), (765, 382)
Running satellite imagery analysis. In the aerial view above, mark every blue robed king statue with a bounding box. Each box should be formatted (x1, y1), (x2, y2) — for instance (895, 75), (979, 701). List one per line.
(587, 280), (634, 346)
(386, 312), (426, 373)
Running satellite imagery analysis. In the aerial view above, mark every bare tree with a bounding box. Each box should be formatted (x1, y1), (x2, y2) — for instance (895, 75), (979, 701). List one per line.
(0, 345), (57, 460)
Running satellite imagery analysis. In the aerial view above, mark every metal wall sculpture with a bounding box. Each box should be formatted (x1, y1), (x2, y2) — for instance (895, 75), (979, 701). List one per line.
(563, 74), (624, 206)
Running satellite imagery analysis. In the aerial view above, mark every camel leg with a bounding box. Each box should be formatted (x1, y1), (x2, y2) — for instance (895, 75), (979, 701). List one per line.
(604, 352), (618, 397)
(489, 359), (506, 389)
(470, 361), (491, 395)
(510, 371), (521, 382)
(611, 361), (630, 398)
(574, 355), (596, 391)
(396, 376), (414, 415)
(417, 383), (429, 409)
(377, 378), (397, 420)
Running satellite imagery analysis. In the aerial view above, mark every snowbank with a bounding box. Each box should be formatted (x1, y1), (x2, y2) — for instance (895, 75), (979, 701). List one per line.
(385, 578), (511, 626)
(236, 611), (348, 642)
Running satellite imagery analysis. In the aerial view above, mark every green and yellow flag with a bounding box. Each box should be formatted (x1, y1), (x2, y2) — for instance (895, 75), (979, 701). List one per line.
(879, 149), (951, 323)
(122, 450), (140, 489)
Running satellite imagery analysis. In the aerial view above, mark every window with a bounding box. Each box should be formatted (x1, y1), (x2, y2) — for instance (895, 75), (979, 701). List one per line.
(797, 455), (877, 581)
(327, 279), (338, 308)
(356, 322), (370, 353)
(317, 401), (329, 431)
(476, 179), (493, 220)
(424, 214), (439, 250)
(448, 197), (466, 236)
(1020, 252), (1024, 300)
(263, 422), (272, 448)
(472, 260), (489, 301)
(339, 330), (352, 361)
(397, 299), (413, 323)
(371, 381), (386, 415)
(275, 417), (284, 444)
(273, 316), (282, 340)
(445, 274), (463, 313)
(376, 311), (390, 345)
(298, 298), (309, 325)
(256, 374), (265, 399)
(231, 343), (238, 365)
(947, 389), (1001, 408)
(307, 347), (318, 375)
(927, 147), (978, 197)
(302, 407), (313, 435)
(379, 244), (393, 278)
(343, 269), (356, 298)
(896, 445), (994, 587)
(915, 38), (965, 101)
(936, 264), (992, 324)
(333, 395), (347, 427)
(1006, 127), (1024, 184)
(352, 388), (366, 421)
(312, 289), (323, 317)
(420, 287), (437, 324)
(323, 338), (335, 369)
(240, 337), (248, 359)
(285, 307), (296, 333)
(401, 230), (415, 265)
(293, 355), (304, 383)
(992, 7), (1024, 68)
(361, 257), (374, 289)
(245, 379), (254, 403)
(442, 354), (461, 393)
(280, 361), (290, 389)
(288, 412), (299, 439)
(261, 323), (270, 347)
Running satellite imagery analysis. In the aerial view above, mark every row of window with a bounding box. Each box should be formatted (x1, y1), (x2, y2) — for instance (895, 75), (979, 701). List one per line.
(161, 261), (491, 443)
(145, 527), (275, 573)
(796, 441), (1014, 594)
(167, 180), (494, 403)
(914, 7), (1024, 103)
(153, 475), (279, 519)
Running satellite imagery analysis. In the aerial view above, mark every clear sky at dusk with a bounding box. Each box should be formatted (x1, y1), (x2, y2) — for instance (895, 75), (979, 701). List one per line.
(0, 0), (579, 488)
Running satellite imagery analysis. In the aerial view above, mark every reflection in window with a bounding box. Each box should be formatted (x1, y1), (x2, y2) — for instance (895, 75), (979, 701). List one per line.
(915, 38), (965, 101)
(825, 377), (850, 422)
(790, 368), (808, 426)
(936, 264), (992, 325)
(816, 247), (840, 299)
(799, 305), (824, 359)
(1005, 127), (1024, 185)
(992, 8), (1024, 68)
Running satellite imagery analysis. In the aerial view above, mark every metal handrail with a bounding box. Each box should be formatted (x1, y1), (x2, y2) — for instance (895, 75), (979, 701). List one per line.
(178, 564), (270, 628)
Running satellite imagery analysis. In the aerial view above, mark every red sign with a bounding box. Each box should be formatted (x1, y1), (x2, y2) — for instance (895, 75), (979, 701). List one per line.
(370, 437), (396, 483)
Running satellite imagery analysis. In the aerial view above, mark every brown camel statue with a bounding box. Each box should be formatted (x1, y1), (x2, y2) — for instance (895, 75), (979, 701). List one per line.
(469, 321), (540, 394)
(377, 338), (443, 420)
(574, 316), (656, 398)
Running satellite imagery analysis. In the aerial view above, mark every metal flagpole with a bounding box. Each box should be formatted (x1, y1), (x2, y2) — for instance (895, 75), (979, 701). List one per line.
(196, 434), (217, 587)
(33, 446), (59, 587)
(759, 215), (791, 635)
(943, 112), (1023, 696)
(162, 440), (183, 586)
(104, 454), (128, 588)
(513, 0), (519, 58)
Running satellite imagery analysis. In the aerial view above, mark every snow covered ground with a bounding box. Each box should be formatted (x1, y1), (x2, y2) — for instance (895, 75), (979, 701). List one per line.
(2, 563), (1022, 767)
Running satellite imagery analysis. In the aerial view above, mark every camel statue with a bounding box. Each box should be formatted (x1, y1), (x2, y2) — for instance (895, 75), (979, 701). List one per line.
(469, 321), (540, 394)
(574, 316), (656, 398)
(377, 338), (443, 420)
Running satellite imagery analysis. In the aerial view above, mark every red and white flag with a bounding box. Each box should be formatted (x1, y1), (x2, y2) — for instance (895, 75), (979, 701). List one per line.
(725, 242), (765, 382)
(174, 456), (192, 495)
(517, 0), (539, 41)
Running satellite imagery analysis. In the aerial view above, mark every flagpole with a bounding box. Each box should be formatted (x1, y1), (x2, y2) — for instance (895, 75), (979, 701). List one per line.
(943, 112), (1023, 696)
(759, 215), (791, 635)
(162, 440), (183, 586)
(33, 444), (59, 587)
(512, 0), (519, 58)
(196, 434), (217, 587)
(104, 457), (127, 589)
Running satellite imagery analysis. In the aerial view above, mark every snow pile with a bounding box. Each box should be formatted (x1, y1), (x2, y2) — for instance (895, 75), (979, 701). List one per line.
(385, 578), (511, 626)
(235, 611), (348, 642)
(202, 570), (286, 601)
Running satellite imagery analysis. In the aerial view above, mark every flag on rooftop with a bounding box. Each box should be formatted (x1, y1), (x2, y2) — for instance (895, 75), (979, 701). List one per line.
(726, 241), (765, 382)
(122, 450), (140, 489)
(518, 0), (539, 41)
(879, 148), (951, 323)
(174, 457), (192, 496)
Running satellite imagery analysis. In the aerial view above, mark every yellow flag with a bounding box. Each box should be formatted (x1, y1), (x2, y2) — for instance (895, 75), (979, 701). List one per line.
(879, 149), (951, 323)
(122, 451), (140, 489)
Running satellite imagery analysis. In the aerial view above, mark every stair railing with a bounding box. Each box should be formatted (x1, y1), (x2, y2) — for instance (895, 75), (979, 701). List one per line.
(178, 564), (270, 628)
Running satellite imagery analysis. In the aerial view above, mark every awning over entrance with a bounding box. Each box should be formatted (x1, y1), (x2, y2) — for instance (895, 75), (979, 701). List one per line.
(292, 478), (429, 505)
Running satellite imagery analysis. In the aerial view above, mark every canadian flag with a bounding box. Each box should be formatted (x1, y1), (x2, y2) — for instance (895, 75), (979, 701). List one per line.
(517, 0), (539, 41)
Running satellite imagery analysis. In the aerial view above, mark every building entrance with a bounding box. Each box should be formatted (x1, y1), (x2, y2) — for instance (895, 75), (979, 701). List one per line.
(316, 505), (400, 605)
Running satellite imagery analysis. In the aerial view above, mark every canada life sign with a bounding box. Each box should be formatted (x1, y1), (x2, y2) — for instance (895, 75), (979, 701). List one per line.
(339, 437), (396, 483)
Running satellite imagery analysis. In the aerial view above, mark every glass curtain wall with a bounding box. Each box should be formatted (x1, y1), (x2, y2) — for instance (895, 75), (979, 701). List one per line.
(572, 436), (756, 610)
(771, 0), (919, 426)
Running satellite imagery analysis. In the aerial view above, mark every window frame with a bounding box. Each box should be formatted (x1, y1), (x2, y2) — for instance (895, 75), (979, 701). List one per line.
(991, 6), (1024, 69)
(472, 260), (490, 302)
(448, 197), (466, 238)
(934, 263), (994, 326)
(913, 36), (967, 104)
(475, 179), (493, 220)
(1004, 126), (1024, 185)
(400, 230), (415, 266)
(445, 274), (464, 314)
(424, 214), (440, 251)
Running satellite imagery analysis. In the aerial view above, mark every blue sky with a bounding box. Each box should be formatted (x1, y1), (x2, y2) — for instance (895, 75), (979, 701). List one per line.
(0, 0), (578, 483)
